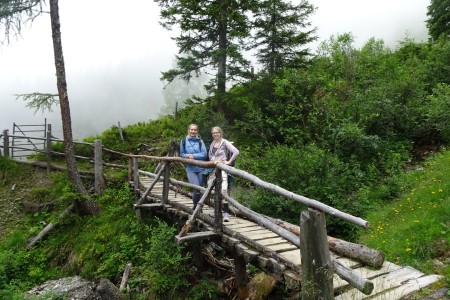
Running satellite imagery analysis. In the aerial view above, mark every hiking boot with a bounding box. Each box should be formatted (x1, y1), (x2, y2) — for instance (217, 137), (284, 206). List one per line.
(223, 212), (230, 222)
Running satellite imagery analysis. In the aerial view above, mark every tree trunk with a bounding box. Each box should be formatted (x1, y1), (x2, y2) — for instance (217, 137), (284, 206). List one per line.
(216, 0), (227, 105)
(49, 0), (83, 193)
(49, 0), (98, 214)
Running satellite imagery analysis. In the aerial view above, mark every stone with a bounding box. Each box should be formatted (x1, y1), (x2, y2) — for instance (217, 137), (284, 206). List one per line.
(25, 276), (127, 300)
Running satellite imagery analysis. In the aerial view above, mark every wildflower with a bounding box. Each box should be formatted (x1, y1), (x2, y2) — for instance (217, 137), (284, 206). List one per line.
(405, 248), (411, 252)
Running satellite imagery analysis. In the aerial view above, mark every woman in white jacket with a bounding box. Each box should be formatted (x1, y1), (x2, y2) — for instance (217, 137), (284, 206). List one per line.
(208, 126), (239, 221)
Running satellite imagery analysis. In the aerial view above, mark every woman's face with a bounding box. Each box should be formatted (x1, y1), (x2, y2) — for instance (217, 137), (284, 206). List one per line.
(189, 126), (198, 136)
(212, 130), (221, 141)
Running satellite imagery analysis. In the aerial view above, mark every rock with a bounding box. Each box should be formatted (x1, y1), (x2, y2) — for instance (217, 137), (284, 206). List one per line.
(421, 288), (449, 300)
(25, 276), (127, 300)
(247, 272), (278, 300)
(25, 276), (97, 299)
(96, 278), (127, 300)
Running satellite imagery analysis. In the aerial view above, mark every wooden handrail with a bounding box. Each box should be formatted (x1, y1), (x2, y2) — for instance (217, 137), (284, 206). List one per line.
(3, 131), (369, 227)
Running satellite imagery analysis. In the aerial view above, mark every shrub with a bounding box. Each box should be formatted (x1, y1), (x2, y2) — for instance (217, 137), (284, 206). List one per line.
(240, 144), (364, 227)
(141, 219), (191, 299)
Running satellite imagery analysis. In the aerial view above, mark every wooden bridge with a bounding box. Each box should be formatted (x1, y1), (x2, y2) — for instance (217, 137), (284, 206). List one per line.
(132, 161), (443, 300)
(1, 130), (443, 299)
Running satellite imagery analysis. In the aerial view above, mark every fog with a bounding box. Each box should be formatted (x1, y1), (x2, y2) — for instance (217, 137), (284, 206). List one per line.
(308, 0), (429, 49)
(0, 0), (177, 139)
(0, 0), (430, 140)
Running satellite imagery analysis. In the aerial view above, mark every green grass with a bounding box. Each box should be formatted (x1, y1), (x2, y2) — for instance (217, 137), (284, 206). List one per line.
(358, 149), (450, 285)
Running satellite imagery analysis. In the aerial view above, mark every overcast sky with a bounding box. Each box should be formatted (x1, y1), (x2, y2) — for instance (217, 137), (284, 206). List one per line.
(0, 0), (430, 140)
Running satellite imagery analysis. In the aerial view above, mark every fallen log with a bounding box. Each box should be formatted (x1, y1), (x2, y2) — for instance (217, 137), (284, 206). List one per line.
(120, 263), (132, 291)
(27, 202), (74, 248)
(266, 216), (384, 268)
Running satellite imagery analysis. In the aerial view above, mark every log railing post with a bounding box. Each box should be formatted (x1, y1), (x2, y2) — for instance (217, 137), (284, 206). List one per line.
(213, 167), (223, 232)
(162, 140), (177, 205)
(234, 252), (249, 299)
(300, 211), (315, 300)
(128, 157), (133, 182)
(3, 129), (9, 157)
(46, 124), (52, 174)
(162, 161), (170, 205)
(310, 208), (334, 299)
(300, 209), (333, 300)
(133, 157), (139, 199)
(133, 157), (142, 221)
(94, 139), (105, 195)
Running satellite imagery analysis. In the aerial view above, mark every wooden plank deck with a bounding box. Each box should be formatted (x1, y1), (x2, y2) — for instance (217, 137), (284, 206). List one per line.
(136, 177), (443, 299)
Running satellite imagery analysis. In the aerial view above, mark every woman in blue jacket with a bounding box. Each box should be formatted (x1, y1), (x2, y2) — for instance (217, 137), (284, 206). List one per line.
(180, 124), (208, 209)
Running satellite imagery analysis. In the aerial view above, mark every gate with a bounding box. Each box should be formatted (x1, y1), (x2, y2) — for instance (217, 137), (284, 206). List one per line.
(10, 119), (48, 159)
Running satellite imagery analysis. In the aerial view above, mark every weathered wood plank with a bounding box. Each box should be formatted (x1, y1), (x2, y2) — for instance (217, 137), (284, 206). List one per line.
(227, 222), (259, 229)
(174, 231), (218, 243)
(243, 231), (278, 240)
(254, 237), (289, 246)
(370, 274), (443, 300)
(235, 244), (259, 263)
(279, 249), (301, 266)
(335, 266), (426, 300)
(229, 226), (265, 233)
(134, 203), (163, 209)
(265, 243), (298, 252)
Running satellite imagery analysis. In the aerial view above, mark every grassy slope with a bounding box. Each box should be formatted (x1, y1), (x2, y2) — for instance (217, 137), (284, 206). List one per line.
(358, 149), (450, 289)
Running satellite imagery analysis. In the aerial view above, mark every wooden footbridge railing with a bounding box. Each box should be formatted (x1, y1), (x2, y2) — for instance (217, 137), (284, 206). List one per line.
(127, 141), (442, 299)
(1, 132), (443, 299)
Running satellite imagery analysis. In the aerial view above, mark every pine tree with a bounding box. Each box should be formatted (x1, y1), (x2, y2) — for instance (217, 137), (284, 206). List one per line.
(252, 0), (317, 75)
(426, 0), (450, 41)
(154, 0), (254, 108)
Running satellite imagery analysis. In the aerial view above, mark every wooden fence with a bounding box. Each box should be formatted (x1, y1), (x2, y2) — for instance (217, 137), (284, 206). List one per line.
(1, 133), (377, 299)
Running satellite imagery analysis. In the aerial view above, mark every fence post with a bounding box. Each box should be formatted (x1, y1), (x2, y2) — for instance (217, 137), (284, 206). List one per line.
(117, 121), (124, 141)
(46, 124), (52, 174)
(133, 157), (139, 200)
(310, 208), (334, 299)
(94, 140), (105, 195)
(234, 252), (249, 299)
(300, 209), (333, 300)
(3, 130), (9, 157)
(300, 211), (315, 300)
(128, 157), (133, 182)
(162, 140), (177, 205)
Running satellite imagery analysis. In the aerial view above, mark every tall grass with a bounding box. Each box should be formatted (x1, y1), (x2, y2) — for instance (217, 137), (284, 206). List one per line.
(358, 149), (450, 285)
